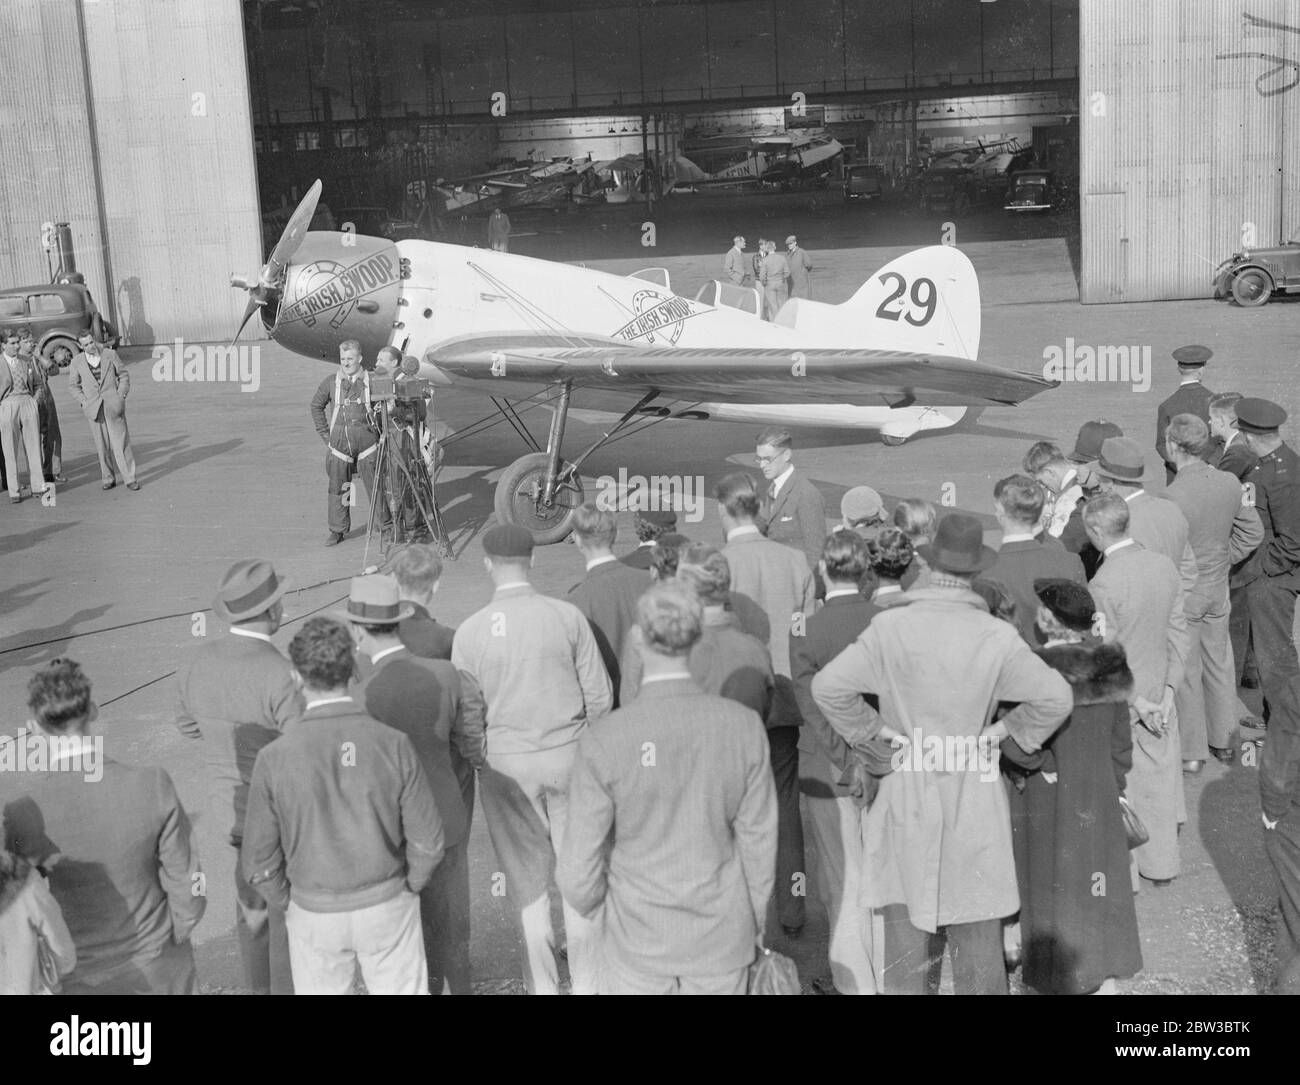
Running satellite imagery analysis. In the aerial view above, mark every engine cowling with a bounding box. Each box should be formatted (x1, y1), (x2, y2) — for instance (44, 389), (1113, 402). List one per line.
(269, 232), (402, 361)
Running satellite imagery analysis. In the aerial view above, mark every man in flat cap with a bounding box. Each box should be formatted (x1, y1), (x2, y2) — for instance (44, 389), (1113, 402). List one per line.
(786, 235), (813, 299)
(174, 559), (302, 994)
(620, 508), (678, 571)
(1156, 345), (1215, 484)
(451, 523), (612, 994)
(1233, 398), (1300, 982)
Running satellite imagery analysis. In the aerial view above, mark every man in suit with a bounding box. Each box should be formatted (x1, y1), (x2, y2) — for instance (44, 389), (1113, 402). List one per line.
(1094, 436), (1199, 599)
(719, 470), (815, 938)
(760, 240), (791, 321)
(756, 426), (826, 570)
(723, 235), (748, 286)
(487, 207), (511, 252)
(174, 559), (301, 994)
(1165, 415), (1264, 768)
(3, 660), (205, 994)
(0, 328), (48, 502)
(1156, 344), (1215, 484)
(620, 509), (678, 570)
(620, 543), (775, 715)
(786, 235), (814, 299)
(791, 532), (888, 994)
(348, 575), (475, 994)
(242, 618), (444, 995)
(1084, 494), (1190, 887)
(1210, 392), (1263, 692)
(556, 581), (777, 995)
(568, 503), (651, 703)
(451, 524), (612, 994)
(18, 330), (63, 483)
(68, 329), (139, 491)
(985, 474), (1086, 644)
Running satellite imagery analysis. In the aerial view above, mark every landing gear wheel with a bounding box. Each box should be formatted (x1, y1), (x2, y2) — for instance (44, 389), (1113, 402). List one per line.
(493, 451), (586, 544)
(1231, 268), (1272, 307)
(881, 434), (908, 447)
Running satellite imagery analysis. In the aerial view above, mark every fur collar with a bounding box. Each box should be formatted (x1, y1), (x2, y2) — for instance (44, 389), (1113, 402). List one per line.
(1035, 640), (1134, 705)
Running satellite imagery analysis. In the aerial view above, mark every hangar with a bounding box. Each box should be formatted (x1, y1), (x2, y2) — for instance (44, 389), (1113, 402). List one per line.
(0, 0), (1295, 345)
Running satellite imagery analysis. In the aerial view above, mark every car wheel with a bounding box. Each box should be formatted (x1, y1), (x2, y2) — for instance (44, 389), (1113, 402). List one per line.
(1231, 268), (1272, 307)
(42, 336), (78, 370)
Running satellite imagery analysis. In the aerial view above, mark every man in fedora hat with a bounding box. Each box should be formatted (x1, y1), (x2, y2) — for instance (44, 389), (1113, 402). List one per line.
(451, 523), (611, 994)
(812, 512), (1072, 994)
(242, 617), (444, 994)
(1156, 345), (1215, 484)
(786, 235), (813, 299)
(1084, 493), (1189, 888)
(174, 558), (302, 994)
(1094, 436), (1198, 598)
(346, 574), (475, 994)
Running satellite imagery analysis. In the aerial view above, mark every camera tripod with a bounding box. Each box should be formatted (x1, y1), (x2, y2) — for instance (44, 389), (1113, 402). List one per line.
(364, 400), (451, 560)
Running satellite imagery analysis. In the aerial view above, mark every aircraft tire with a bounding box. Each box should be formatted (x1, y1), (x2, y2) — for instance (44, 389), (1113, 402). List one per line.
(493, 451), (586, 545)
(881, 434), (907, 447)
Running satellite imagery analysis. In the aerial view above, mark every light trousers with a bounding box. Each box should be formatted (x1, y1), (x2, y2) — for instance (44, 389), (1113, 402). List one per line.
(285, 891), (427, 995)
(0, 394), (44, 496)
(479, 744), (599, 994)
(1176, 595), (1236, 758)
(601, 957), (748, 995)
(86, 399), (136, 484)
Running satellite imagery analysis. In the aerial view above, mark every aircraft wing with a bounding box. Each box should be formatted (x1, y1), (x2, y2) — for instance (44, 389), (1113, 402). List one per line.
(426, 332), (1057, 407)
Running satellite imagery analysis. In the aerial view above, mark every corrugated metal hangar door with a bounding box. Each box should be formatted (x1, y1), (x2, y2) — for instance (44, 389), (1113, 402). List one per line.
(1081, 0), (1300, 302)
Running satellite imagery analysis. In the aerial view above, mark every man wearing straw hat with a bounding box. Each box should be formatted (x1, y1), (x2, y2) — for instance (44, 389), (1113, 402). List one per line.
(349, 574), (474, 994)
(175, 559), (302, 994)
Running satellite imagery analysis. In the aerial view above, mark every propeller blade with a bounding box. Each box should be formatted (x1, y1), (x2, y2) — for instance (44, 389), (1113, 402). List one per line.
(267, 178), (323, 275)
(230, 295), (262, 346)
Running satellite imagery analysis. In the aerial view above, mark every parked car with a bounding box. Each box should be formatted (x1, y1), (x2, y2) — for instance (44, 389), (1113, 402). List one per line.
(1004, 169), (1054, 212)
(0, 279), (116, 368)
(843, 163), (884, 202)
(918, 169), (976, 213)
(1214, 241), (1300, 307)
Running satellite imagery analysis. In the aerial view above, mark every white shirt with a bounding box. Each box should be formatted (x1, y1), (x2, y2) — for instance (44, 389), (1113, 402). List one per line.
(585, 555), (618, 572)
(229, 627), (273, 644)
(872, 584), (903, 600)
(369, 645), (405, 666)
(726, 525), (763, 542)
(640, 671), (693, 686)
(999, 532), (1038, 545)
(770, 465), (794, 498)
(1121, 489), (1146, 503)
(305, 695), (354, 711)
(824, 588), (860, 601)
(493, 580), (531, 593)
(1224, 430), (1240, 450)
(46, 734), (100, 765)
(1180, 377), (1202, 386)
(1103, 539), (1136, 558)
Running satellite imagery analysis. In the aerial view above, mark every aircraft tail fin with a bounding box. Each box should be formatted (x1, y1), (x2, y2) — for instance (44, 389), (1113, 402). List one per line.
(843, 245), (981, 361)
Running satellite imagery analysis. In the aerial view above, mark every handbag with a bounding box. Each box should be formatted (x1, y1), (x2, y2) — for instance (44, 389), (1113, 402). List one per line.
(1119, 795), (1149, 850)
(30, 919), (62, 994)
(747, 947), (800, 995)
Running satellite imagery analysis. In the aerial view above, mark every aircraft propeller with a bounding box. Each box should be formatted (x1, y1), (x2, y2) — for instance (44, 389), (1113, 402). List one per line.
(229, 178), (323, 343)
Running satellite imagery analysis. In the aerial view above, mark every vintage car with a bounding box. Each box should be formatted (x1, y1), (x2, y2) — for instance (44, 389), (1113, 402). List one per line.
(1213, 241), (1300, 307)
(1004, 169), (1054, 212)
(0, 279), (116, 367)
(918, 168), (977, 213)
(842, 163), (884, 202)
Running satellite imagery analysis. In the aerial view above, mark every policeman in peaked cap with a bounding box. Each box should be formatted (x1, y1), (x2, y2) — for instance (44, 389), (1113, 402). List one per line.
(1156, 345), (1216, 484)
(1235, 396), (1300, 985)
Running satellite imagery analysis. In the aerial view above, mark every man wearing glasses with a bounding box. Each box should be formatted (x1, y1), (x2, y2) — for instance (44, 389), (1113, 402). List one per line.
(755, 426), (827, 572)
(0, 328), (47, 503)
(69, 330), (140, 491)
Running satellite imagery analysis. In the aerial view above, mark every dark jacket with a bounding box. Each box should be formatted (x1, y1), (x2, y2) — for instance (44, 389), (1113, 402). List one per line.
(358, 647), (469, 849)
(761, 470), (827, 572)
(241, 698), (444, 913)
(1213, 433), (1258, 482)
(1001, 640), (1142, 994)
(2, 755), (205, 988)
(985, 538), (1087, 645)
(174, 631), (303, 844)
(619, 544), (656, 571)
(399, 603), (456, 660)
(1156, 380), (1214, 475)
(568, 558), (651, 705)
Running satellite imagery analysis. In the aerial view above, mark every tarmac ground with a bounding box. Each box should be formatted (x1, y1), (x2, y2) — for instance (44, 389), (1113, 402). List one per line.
(2, 190), (1297, 993)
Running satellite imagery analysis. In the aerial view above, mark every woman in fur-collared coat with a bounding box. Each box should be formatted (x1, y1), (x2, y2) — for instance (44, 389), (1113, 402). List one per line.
(1001, 578), (1143, 995)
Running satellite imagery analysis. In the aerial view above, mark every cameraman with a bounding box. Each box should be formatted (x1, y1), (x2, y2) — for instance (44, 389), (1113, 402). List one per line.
(309, 339), (390, 547)
(376, 351), (434, 545)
